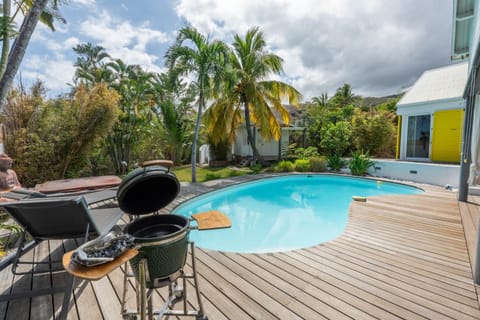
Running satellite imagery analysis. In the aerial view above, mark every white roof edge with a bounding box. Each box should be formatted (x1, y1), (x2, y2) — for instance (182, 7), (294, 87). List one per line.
(397, 62), (469, 106)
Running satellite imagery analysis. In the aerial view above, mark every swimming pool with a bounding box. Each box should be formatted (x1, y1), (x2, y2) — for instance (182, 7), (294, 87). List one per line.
(172, 175), (423, 253)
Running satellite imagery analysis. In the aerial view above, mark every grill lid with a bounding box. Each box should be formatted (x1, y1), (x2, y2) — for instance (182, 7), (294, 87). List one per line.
(117, 166), (180, 215)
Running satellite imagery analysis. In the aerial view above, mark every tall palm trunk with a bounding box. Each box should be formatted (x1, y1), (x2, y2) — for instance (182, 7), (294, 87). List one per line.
(0, 0), (49, 110)
(243, 100), (262, 163)
(191, 91), (204, 182)
(0, 0), (11, 78)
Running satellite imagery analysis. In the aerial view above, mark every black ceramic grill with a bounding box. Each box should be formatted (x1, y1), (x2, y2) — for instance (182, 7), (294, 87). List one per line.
(117, 162), (210, 320)
(117, 165), (188, 287)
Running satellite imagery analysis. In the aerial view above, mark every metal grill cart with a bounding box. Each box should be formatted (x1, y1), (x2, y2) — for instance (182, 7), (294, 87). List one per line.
(63, 160), (231, 320)
(64, 160), (231, 320)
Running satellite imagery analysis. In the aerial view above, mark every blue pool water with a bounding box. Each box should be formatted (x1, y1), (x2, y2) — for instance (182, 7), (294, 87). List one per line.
(172, 175), (423, 253)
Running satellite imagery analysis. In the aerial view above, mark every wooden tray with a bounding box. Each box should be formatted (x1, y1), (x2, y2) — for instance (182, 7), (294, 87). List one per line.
(63, 249), (138, 281)
(191, 210), (232, 230)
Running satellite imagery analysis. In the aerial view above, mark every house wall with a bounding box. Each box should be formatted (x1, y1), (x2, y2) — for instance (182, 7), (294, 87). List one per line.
(367, 159), (460, 188)
(397, 99), (465, 161)
(233, 127), (287, 160)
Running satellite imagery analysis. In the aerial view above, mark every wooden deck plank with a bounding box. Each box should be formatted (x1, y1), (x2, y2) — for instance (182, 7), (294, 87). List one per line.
(5, 245), (33, 320)
(327, 240), (479, 304)
(210, 250), (350, 320)
(305, 246), (480, 318)
(30, 241), (53, 320)
(0, 176), (479, 320)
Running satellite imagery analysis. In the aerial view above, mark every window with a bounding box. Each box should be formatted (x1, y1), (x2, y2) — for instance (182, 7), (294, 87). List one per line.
(406, 115), (431, 158)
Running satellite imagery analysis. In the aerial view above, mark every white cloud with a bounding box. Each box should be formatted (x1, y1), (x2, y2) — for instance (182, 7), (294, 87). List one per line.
(78, 10), (169, 69)
(22, 54), (75, 91)
(175, 0), (452, 99)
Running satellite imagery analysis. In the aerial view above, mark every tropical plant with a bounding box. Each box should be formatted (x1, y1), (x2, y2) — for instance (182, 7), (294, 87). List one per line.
(205, 27), (301, 164)
(319, 121), (352, 156)
(2, 81), (119, 186)
(331, 83), (357, 109)
(165, 26), (229, 182)
(294, 159), (311, 172)
(72, 42), (112, 86)
(293, 146), (320, 160)
(309, 157), (327, 172)
(327, 154), (346, 171)
(0, 0), (65, 109)
(152, 73), (195, 165)
(106, 64), (156, 173)
(310, 93), (329, 109)
(351, 109), (396, 157)
(273, 160), (295, 172)
(349, 151), (374, 175)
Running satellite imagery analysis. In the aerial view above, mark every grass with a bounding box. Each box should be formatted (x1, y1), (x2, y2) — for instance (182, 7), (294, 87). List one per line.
(172, 166), (252, 183)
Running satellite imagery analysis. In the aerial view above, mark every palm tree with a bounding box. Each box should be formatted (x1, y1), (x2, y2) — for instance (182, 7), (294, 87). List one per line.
(0, 0), (65, 109)
(331, 83), (357, 109)
(152, 72), (195, 165)
(72, 43), (112, 85)
(165, 26), (228, 182)
(311, 93), (329, 109)
(205, 27), (301, 163)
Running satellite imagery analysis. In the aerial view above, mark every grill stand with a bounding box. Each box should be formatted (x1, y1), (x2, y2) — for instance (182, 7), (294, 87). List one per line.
(121, 241), (207, 320)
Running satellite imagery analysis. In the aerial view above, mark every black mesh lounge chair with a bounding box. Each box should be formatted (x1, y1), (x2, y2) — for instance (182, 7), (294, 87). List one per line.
(0, 196), (124, 319)
(0, 195), (123, 273)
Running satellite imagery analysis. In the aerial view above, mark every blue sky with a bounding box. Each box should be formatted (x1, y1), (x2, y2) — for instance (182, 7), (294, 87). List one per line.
(20, 0), (453, 101)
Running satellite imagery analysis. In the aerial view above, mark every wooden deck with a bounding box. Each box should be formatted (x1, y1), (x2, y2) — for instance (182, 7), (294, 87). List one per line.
(0, 176), (479, 319)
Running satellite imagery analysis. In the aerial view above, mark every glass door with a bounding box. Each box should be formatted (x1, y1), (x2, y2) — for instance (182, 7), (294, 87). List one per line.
(406, 115), (431, 159)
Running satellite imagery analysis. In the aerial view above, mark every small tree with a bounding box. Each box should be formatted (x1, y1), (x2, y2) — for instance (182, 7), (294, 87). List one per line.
(351, 109), (396, 157)
(319, 121), (352, 156)
(2, 82), (119, 186)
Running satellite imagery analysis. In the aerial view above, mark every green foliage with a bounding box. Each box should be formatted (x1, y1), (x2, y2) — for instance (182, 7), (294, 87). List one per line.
(377, 97), (400, 112)
(251, 163), (263, 174)
(309, 157), (327, 172)
(294, 146), (320, 160)
(3, 82), (119, 186)
(207, 135), (230, 161)
(320, 121), (352, 156)
(203, 27), (301, 164)
(349, 151), (374, 175)
(294, 159), (311, 172)
(153, 74), (195, 165)
(273, 160), (295, 172)
(327, 154), (347, 171)
(172, 166), (249, 182)
(351, 109), (396, 156)
(205, 172), (221, 181)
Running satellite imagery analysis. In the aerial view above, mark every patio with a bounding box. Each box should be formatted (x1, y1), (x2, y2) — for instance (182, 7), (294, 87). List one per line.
(0, 175), (479, 319)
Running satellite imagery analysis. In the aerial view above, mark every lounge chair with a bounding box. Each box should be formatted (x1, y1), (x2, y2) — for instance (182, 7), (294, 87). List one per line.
(0, 195), (123, 272)
(0, 195), (124, 319)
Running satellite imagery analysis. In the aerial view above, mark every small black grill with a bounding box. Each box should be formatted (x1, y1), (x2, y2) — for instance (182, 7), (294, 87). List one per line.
(117, 162), (207, 320)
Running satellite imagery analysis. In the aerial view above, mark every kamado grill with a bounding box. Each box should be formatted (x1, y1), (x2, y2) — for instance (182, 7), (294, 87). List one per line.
(68, 160), (230, 320)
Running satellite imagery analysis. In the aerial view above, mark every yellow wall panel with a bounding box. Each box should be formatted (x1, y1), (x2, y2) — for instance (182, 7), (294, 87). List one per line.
(431, 109), (464, 163)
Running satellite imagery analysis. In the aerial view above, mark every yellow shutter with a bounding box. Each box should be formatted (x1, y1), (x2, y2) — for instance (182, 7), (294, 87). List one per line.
(431, 109), (464, 163)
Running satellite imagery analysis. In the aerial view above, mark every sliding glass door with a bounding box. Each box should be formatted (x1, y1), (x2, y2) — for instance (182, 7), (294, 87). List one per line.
(406, 115), (431, 159)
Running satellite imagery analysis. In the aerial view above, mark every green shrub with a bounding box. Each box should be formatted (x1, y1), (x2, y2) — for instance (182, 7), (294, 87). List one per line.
(327, 154), (346, 171)
(274, 160), (295, 172)
(251, 163), (263, 174)
(349, 151), (374, 175)
(320, 121), (352, 156)
(294, 146), (320, 160)
(204, 173), (221, 181)
(309, 157), (327, 172)
(294, 159), (311, 172)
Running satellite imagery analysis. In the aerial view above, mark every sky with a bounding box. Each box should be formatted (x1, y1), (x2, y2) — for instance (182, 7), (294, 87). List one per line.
(20, 0), (455, 101)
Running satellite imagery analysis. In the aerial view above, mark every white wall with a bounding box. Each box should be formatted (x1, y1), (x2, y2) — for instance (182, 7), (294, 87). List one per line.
(367, 159), (459, 188)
